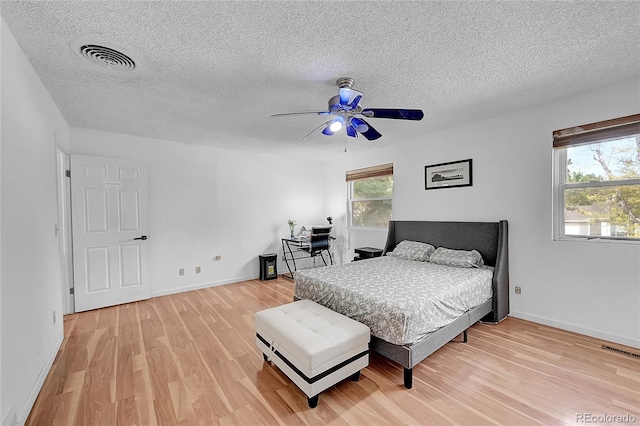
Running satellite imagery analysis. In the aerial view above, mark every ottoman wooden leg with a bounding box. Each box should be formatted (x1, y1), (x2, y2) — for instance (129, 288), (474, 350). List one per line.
(262, 353), (269, 362)
(307, 395), (319, 408)
(349, 371), (360, 381)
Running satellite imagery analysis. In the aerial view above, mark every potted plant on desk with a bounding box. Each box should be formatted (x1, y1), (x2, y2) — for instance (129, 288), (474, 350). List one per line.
(286, 219), (297, 238)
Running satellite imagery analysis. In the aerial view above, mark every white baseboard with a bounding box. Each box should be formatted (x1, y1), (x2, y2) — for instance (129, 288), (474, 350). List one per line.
(150, 274), (258, 298)
(2, 407), (18, 426)
(509, 310), (640, 349)
(17, 330), (64, 425)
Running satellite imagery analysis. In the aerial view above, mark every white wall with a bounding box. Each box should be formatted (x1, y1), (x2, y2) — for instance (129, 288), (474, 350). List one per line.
(70, 128), (325, 297)
(323, 77), (640, 349)
(1, 19), (69, 425)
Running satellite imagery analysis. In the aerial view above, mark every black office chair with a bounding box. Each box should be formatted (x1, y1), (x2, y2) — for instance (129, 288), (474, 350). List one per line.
(302, 227), (333, 267)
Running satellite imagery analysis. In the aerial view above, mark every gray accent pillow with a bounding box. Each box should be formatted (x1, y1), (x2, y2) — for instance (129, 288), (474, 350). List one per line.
(429, 247), (484, 268)
(386, 240), (436, 261)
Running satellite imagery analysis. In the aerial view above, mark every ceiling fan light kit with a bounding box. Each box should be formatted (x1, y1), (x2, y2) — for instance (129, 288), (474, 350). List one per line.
(272, 77), (424, 141)
(329, 116), (344, 132)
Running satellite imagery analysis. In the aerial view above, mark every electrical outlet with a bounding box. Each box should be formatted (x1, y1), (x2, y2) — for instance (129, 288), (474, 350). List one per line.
(515, 286), (522, 294)
(179, 268), (185, 276)
(53, 310), (56, 324)
(195, 266), (201, 274)
(214, 255), (221, 261)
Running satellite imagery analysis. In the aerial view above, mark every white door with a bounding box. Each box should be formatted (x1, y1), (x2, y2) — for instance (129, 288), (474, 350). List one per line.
(71, 154), (150, 312)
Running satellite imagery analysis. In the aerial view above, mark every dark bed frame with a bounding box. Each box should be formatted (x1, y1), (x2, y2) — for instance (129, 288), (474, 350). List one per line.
(373, 220), (509, 388)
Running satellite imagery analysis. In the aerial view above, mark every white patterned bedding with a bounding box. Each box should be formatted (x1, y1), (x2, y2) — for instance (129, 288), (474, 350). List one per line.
(293, 256), (493, 345)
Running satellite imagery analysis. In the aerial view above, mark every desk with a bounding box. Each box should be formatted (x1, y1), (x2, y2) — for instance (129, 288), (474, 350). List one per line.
(281, 237), (334, 279)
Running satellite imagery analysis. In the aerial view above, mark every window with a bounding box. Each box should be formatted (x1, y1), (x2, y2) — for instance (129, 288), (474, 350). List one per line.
(347, 163), (393, 228)
(553, 114), (640, 241)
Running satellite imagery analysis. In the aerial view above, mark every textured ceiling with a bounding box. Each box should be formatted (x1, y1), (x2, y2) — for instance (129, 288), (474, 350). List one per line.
(2, 1), (639, 160)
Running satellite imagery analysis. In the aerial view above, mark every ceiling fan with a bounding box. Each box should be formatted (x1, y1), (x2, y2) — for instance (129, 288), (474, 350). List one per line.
(271, 77), (424, 141)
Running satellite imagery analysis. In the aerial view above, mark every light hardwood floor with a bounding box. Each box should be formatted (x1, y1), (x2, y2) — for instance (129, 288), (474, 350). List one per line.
(27, 276), (639, 425)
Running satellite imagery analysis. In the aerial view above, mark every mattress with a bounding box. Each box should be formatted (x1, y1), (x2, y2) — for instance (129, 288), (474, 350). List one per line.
(293, 256), (493, 345)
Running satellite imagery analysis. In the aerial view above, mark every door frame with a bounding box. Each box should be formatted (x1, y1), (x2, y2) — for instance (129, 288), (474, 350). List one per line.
(55, 144), (75, 314)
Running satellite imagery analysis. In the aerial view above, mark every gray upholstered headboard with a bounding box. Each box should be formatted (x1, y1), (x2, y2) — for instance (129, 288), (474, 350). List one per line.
(383, 220), (509, 323)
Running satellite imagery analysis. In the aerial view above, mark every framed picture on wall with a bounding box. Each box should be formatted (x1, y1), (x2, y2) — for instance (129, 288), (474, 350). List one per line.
(425, 159), (473, 190)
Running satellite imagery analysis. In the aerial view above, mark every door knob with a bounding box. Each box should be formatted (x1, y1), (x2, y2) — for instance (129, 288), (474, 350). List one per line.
(133, 235), (148, 240)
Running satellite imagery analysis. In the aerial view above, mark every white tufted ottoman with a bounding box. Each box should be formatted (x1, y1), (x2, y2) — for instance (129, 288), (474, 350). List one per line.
(255, 299), (370, 408)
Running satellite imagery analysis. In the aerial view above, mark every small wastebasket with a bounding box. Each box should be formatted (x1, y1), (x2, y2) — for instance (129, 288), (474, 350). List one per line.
(259, 253), (278, 280)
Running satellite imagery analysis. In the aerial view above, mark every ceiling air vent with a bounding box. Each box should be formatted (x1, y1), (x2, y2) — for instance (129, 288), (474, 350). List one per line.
(79, 44), (136, 71)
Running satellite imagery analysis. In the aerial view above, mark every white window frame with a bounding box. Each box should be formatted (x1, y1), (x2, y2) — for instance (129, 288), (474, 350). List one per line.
(553, 115), (640, 244)
(346, 164), (394, 229)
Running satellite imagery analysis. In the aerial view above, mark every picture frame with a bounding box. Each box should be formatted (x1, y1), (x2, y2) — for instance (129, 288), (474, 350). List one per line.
(425, 159), (473, 190)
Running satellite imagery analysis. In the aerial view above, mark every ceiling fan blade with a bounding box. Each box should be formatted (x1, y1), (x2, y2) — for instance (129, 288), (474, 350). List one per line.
(358, 119), (382, 140)
(303, 119), (333, 139)
(361, 108), (424, 120)
(271, 111), (331, 117)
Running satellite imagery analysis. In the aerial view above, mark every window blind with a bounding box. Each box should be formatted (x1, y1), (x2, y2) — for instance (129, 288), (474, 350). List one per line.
(552, 113), (640, 149)
(345, 163), (393, 182)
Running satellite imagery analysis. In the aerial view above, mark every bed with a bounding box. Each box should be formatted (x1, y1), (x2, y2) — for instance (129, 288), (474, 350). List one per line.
(293, 220), (509, 388)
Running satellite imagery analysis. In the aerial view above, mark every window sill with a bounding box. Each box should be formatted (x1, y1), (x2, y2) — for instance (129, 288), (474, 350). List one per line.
(554, 235), (640, 245)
